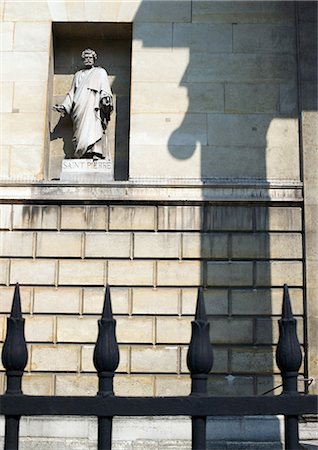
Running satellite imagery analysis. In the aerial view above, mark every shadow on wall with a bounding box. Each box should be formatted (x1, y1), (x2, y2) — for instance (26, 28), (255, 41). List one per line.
(132, 0), (316, 402)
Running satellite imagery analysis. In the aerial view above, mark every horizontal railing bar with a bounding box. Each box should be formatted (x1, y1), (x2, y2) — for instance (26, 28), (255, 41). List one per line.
(0, 395), (317, 417)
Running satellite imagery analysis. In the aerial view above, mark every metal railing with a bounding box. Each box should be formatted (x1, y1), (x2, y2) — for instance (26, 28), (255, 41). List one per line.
(0, 283), (317, 450)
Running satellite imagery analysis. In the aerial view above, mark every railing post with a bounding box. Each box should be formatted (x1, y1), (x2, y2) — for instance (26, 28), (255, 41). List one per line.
(93, 286), (120, 450)
(276, 285), (303, 450)
(187, 288), (214, 450)
(2, 283), (28, 450)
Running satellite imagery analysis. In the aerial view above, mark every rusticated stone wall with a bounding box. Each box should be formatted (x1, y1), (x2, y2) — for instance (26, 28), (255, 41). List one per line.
(0, 203), (304, 397)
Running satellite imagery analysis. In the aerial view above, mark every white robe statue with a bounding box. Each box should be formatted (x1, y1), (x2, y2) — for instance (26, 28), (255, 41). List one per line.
(54, 48), (113, 160)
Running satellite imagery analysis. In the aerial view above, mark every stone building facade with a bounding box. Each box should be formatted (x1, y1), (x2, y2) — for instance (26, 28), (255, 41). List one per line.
(0, 0), (317, 447)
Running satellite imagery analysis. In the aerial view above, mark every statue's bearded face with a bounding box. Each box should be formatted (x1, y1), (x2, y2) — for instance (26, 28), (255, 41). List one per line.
(82, 52), (95, 68)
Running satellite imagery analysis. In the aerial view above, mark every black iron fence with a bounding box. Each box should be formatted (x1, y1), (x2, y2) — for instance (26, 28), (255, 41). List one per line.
(0, 284), (317, 450)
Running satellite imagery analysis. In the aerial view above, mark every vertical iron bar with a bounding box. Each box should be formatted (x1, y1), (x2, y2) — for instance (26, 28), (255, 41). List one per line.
(187, 288), (214, 450)
(93, 286), (120, 450)
(2, 284), (28, 450)
(276, 285), (303, 450)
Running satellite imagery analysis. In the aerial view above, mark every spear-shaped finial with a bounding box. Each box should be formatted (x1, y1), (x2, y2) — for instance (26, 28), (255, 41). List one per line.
(276, 284), (302, 392)
(187, 288), (213, 393)
(2, 283), (28, 394)
(93, 286), (119, 396)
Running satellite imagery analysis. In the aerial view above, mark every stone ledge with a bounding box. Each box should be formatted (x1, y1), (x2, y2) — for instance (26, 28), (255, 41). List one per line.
(0, 179), (302, 203)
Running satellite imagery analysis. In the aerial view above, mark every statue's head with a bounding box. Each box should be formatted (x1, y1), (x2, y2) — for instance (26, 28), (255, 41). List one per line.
(81, 48), (97, 68)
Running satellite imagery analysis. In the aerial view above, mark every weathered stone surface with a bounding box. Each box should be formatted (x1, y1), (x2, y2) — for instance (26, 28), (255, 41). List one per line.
(158, 206), (203, 230)
(0, 82), (13, 112)
(0, 22), (14, 51)
(155, 376), (191, 396)
(33, 287), (81, 314)
(37, 232), (82, 257)
(114, 375), (154, 396)
(58, 260), (105, 286)
(207, 262), (253, 287)
(181, 288), (228, 315)
(255, 261), (303, 286)
(13, 22), (51, 51)
(231, 347), (276, 373)
(109, 206), (156, 230)
(233, 24), (296, 53)
(134, 233), (180, 258)
(132, 288), (179, 315)
(85, 232), (131, 258)
(22, 374), (54, 395)
(156, 317), (191, 344)
(206, 207), (253, 231)
(231, 233), (302, 259)
(108, 260), (154, 286)
(57, 317), (97, 343)
(209, 318), (254, 344)
(25, 316), (54, 342)
(31, 345), (80, 371)
(83, 287), (129, 314)
(255, 207), (302, 231)
(2, 113), (45, 145)
(10, 259), (56, 285)
(14, 82), (47, 112)
(182, 233), (228, 258)
(157, 261), (202, 286)
(133, 23), (173, 51)
(13, 205), (59, 230)
(117, 317), (154, 343)
(3, 52), (49, 81)
(0, 231), (33, 257)
(173, 23), (232, 53)
(61, 206), (107, 230)
(225, 83), (279, 114)
(131, 347), (178, 373)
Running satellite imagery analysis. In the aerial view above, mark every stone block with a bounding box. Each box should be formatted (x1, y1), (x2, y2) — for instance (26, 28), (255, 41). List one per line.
(173, 23), (232, 52)
(134, 233), (180, 258)
(133, 23), (173, 51)
(155, 376), (191, 396)
(4, 1), (51, 21)
(61, 206), (107, 230)
(31, 345), (80, 371)
(255, 261), (303, 287)
(13, 82), (47, 112)
(33, 287), (81, 314)
(81, 345), (129, 373)
(57, 317), (97, 343)
(0, 259), (8, 285)
(58, 260), (105, 286)
(231, 347), (276, 374)
(0, 316), (6, 341)
(0, 144), (10, 179)
(156, 317), (191, 344)
(85, 232), (131, 258)
(129, 0), (191, 23)
(109, 206), (156, 230)
(182, 288), (228, 315)
(10, 259), (56, 285)
(184, 54), (296, 83)
(0, 22), (14, 50)
(0, 205), (11, 229)
(256, 375), (282, 396)
(209, 318), (253, 344)
(131, 346), (178, 373)
(158, 206), (203, 230)
(3, 52), (49, 82)
(108, 260), (154, 286)
(207, 375), (254, 396)
(280, 82), (298, 115)
(2, 112), (45, 146)
(255, 317), (303, 345)
(0, 231), (33, 257)
(36, 232), (82, 257)
(14, 22), (51, 51)
(130, 113), (207, 146)
(132, 288), (179, 315)
(129, 143), (202, 179)
(25, 316), (54, 342)
(22, 374), (54, 395)
(157, 261), (202, 286)
(206, 206), (253, 231)
(0, 286), (32, 313)
(131, 82), (224, 114)
(231, 288), (303, 316)
(0, 82), (13, 112)
(83, 287), (129, 315)
(208, 114), (298, 149)
(55, 374), (97, 396)
(255, 207), (302, 231)
(13, 205), (59, 230)
(207, 262), (253, 287)
(131, 49), (189, 83)
(8, 145), (43, 181)
(114, 375), (154, 396)
(231, 233), (302, 259)
(233, 24), (296, 53)
(116, 317), (153, 344)
(182, 233), (228, 259)
(225, 83), (279, 114)
(192, 2), (294, 24)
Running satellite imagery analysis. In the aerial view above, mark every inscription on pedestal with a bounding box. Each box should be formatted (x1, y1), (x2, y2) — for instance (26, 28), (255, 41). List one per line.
(60, 159), (113, 182)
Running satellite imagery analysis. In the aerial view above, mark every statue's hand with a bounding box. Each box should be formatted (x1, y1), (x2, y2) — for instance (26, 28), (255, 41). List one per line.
(53, 104), (66, 117)
(101, 96), (112, 107)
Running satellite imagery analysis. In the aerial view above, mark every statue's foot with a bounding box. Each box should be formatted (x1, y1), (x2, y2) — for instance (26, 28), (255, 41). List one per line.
(92, 153), (105, 161)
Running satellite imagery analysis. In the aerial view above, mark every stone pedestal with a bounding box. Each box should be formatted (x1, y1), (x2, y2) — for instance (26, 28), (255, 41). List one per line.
(60, 159), (113, 182)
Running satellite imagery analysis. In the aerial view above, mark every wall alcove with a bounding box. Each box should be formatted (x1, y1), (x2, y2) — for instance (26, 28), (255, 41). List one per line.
(49, 22), (132, 180)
